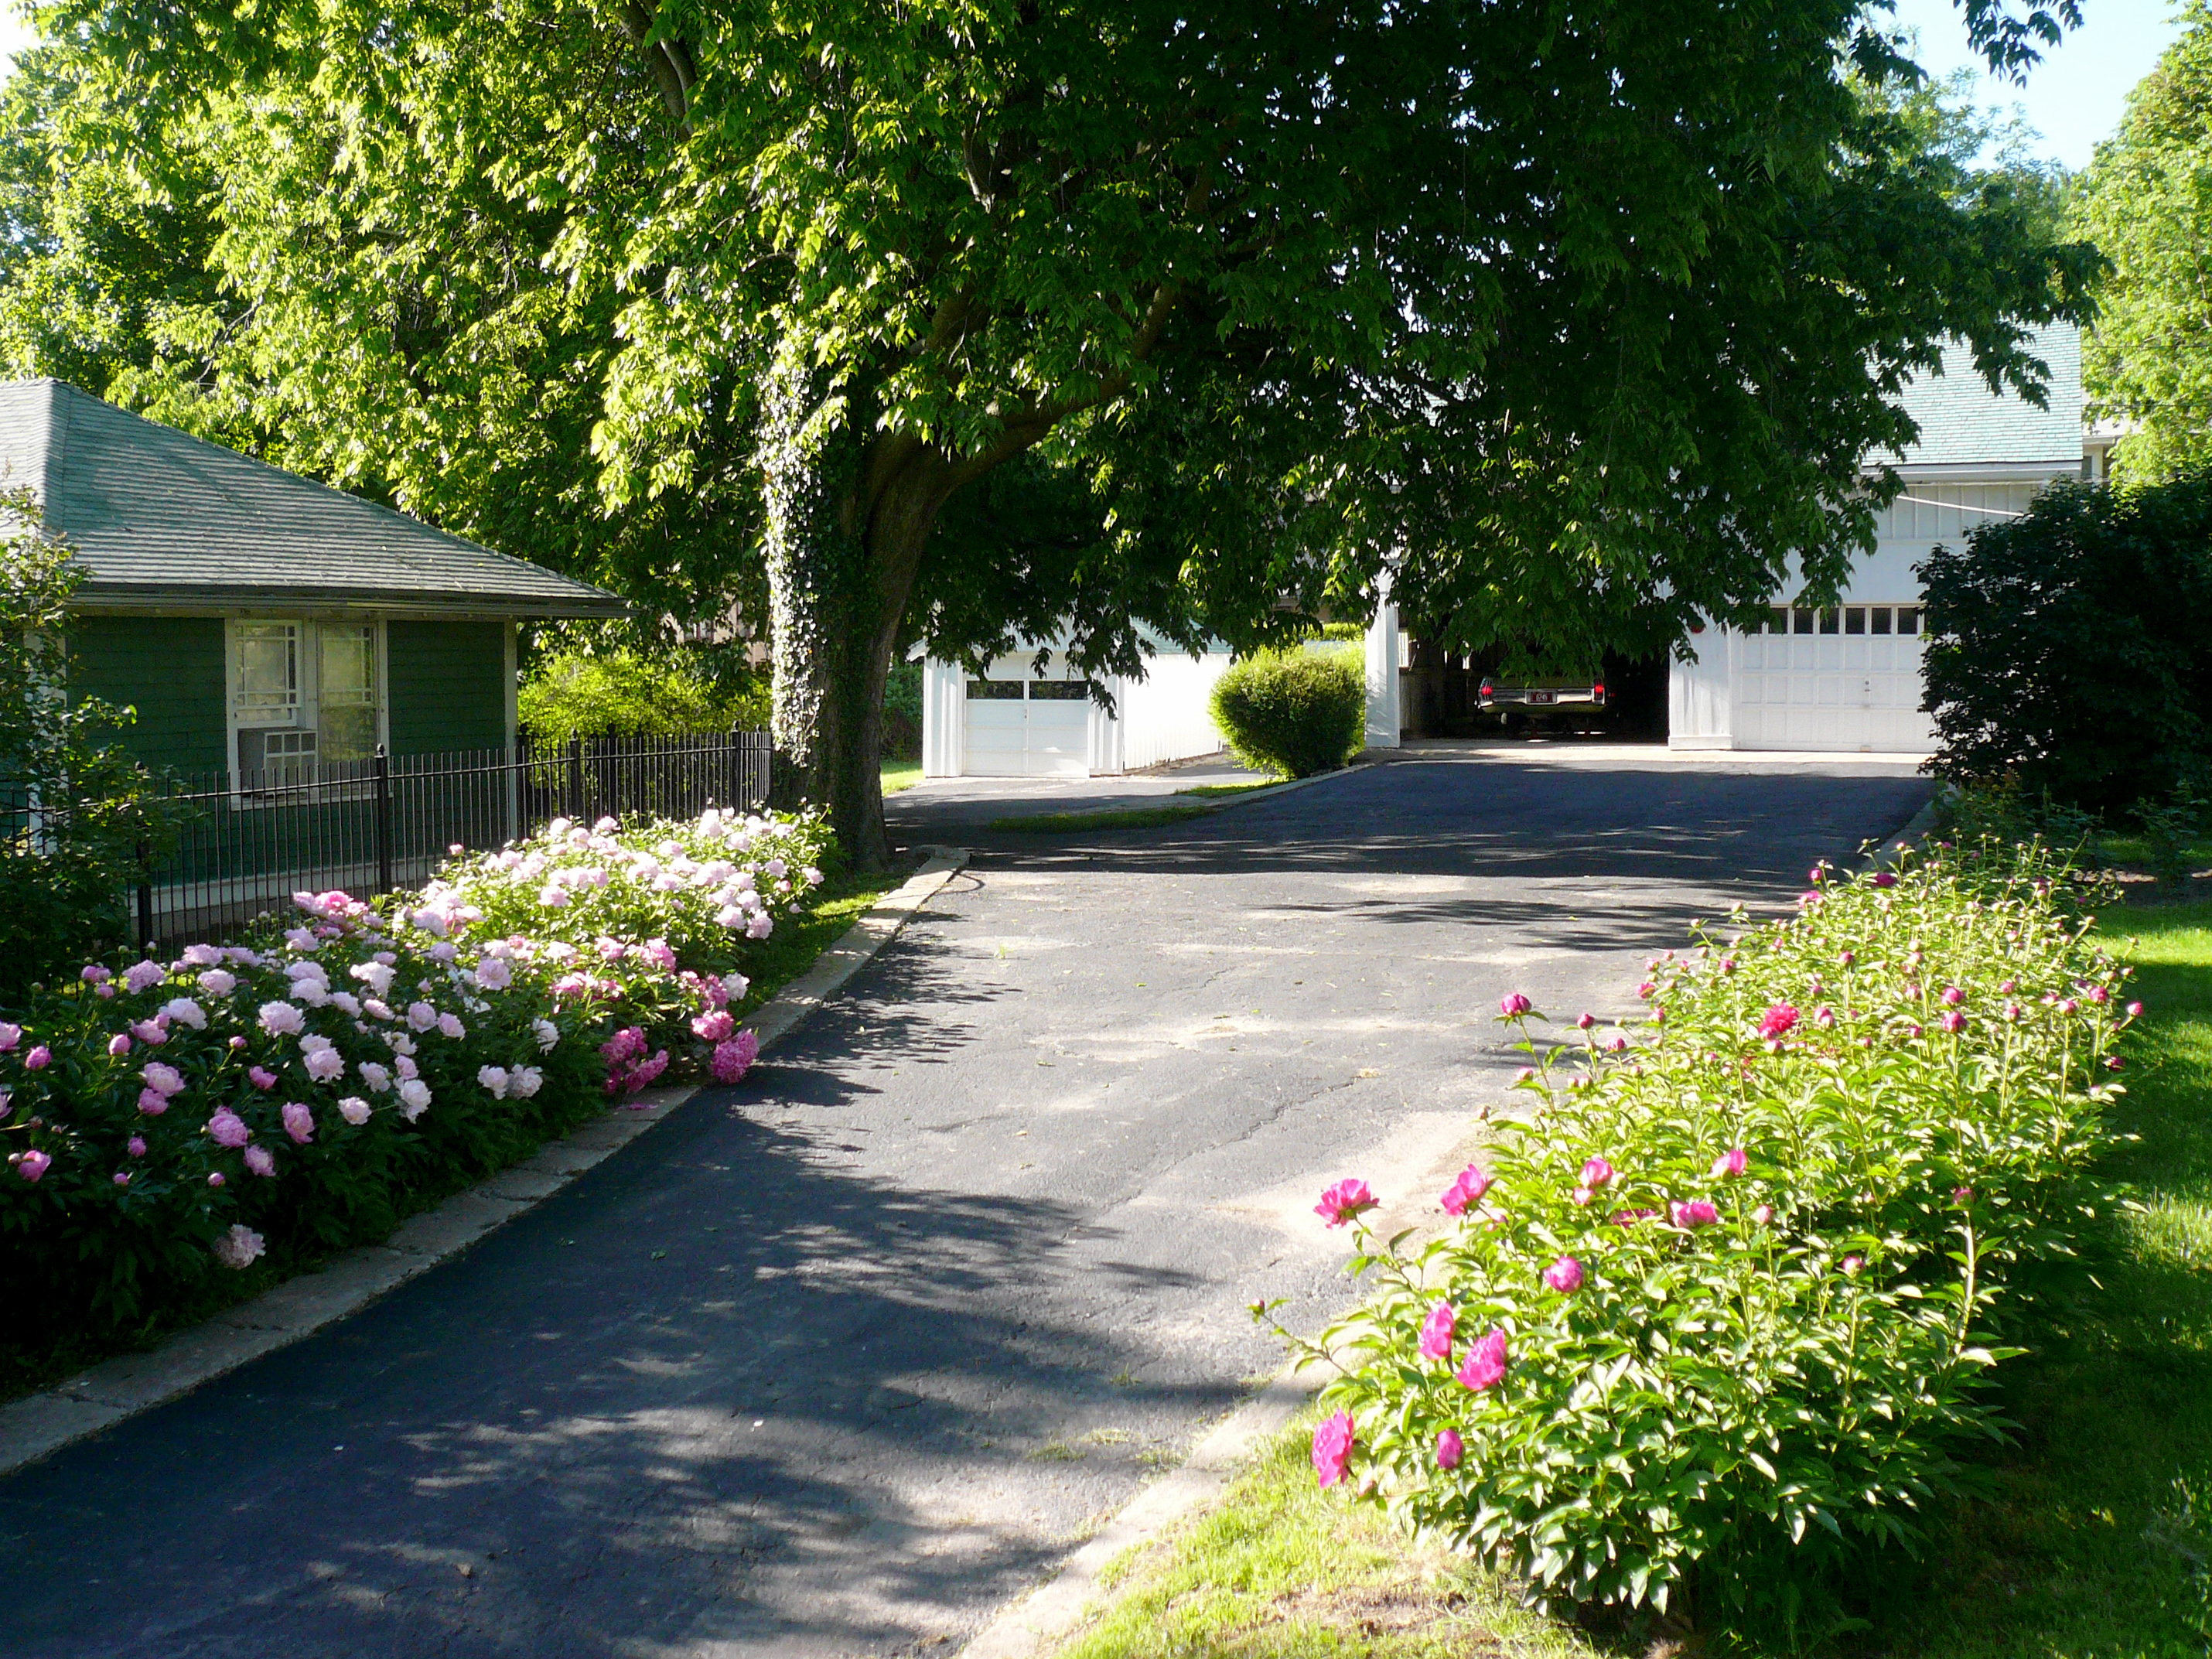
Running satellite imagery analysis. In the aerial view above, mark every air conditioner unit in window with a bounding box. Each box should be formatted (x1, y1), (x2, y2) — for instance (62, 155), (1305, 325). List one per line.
(237, 726), (318, 790)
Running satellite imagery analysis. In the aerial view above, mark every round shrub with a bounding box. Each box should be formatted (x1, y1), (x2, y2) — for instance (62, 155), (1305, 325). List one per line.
(1209, 647), (1366, 778)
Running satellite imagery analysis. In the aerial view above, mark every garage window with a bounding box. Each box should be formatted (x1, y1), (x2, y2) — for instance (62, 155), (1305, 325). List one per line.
(1896, 606), (1920, 635)
(1871, 608), (1892, 634)
(1792, 609), (1814, 635)
(1817, 609), (1840, 635)
(1844, 607), (1866, 634)
(966, 679), (1023, 700)
(1029, 681), (1093, 701)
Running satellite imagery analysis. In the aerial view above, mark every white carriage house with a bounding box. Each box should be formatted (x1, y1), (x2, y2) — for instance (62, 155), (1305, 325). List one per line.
(920, 639), (1237, 778)
(1668, 322), (2087, 753)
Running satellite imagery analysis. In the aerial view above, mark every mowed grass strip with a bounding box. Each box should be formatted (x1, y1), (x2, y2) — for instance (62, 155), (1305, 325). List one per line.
(1042, 902), (2212, 1659)
(1050, 1415), (1596, 1659)
(1880, 899), (2212, 1658)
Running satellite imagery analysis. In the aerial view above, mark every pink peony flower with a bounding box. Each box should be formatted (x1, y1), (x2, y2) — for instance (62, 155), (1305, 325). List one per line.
(1671, 1199), (1719, 1229)
(1456, 1328), (1509, 1391)
(1575, 1012), (1595, 1030)
(398, 1079), (432, 1119)
(477, 1066), (510, 1099)
(509, 1065), (544, 1099)
(212, 1224), (265, 1269)
(1571, 1185), (1594, 1206)
(257, 1001), (305, 1037)
(123, 960), (166, 994)
(207, 1107), (251, 1148)
(1314, 1178), (1377, 1228)
(1752, 1203), (1775, 1225)
(1814, 1006), (1837, 1029)
(692, 1009), (736, 1043)
(282, 1102), (314, 1143)
(137, 1088), (169, 1115)
(1439, 1164), (1492, 1216)
(207, 1171), (225, 1188)
(407, 1002), (438, 1033)
(1311, 1411), (1357, 1488)
(126, 1136), (146, 1158)
(1498, 992), (1533, 1017)
(2127, 1001), (2145, 1018)
(1951, 1186), (1975, 1205)
(1709, 1147), (1748, 1179)
(1757, 1004), (1799, 1040)
(339, 1096), (372, 1126)
(17, 1148), (50, 1182)
(1542, 1255), (1584, 1294)
(1418, 1302), (1456, 1360)
(107, 1033), (131, 1057)
(438, 1012), (466, 1040)
(198, 968), (237, 997)
(472, 957), (513, 992)
(243, 1145), (276, 1177)
(1840, 1253), (1865, 1274)
(1872, 870), (1897, 887)
(23, 1046), (50, 1070)
(1941, 987), (1964, 1006)
(80, 964), (111, 985)
(0, 1023), (17, 1052)
(161, 997), (207, 1029)
(358, 1060), (391, 1093)
(1941, 1011), (1966, 1033)
(1435, 1429), (1464, 1470)
(248, 1066), (278, 1091)
(711, 1032), (760, 1084)
(1613, 1207), (1660, 1227)
(1579, 1156), (1614, 1189)
(131, 1019), (167, 1046)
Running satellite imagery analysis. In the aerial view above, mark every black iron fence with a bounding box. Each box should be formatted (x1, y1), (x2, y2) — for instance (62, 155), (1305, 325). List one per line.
(118, 729), (770, 952)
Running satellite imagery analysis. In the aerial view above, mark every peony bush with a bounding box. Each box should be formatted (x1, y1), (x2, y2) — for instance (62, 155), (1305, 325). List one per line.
(414, 807), (830, 1088)
(1277, 841), (2139, 1622)
(0, 804), (835, 1348)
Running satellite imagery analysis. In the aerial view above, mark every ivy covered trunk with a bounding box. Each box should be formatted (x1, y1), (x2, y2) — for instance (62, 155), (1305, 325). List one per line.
(760, 356), (954, 872)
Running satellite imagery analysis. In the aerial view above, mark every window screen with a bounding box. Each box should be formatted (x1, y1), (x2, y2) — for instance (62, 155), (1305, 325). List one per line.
(318, 623), (378, 764)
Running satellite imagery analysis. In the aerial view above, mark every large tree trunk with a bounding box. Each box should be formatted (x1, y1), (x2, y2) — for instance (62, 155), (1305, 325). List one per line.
(759, 355), (953, 872)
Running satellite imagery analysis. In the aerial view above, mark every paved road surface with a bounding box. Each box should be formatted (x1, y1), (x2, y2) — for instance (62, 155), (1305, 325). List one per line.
(5, 748), (1929, 1658)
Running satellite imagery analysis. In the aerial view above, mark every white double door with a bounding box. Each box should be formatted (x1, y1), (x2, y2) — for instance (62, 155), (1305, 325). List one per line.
(1732, 618), (1934, 753)
(961, 678), (1092, 777)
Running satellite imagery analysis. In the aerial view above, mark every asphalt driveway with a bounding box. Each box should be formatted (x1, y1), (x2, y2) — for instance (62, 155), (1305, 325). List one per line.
(5, 748), (1930, 1658)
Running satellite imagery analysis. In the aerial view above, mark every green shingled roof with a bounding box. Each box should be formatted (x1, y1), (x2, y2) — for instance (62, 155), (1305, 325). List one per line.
(0, 380), (627, 619)
(1877, 322), (2084, 476)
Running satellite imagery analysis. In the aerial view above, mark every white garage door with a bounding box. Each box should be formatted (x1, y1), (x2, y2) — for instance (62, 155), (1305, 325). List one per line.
(962, 678), (1092, 777)
(1732, 605), (1937, 753)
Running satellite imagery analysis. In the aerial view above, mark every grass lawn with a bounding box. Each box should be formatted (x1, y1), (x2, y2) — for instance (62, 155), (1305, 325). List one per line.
(1044, 902), (2212, 1659)
(989, 802), (1224, 834)
(882, 758), (924, 795)
(988, 772), (1300, 834)
(0, 868), (905, 1407)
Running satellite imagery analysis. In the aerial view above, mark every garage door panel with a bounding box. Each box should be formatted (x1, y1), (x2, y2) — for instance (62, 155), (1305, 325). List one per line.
(1726, 620), (1934, 751)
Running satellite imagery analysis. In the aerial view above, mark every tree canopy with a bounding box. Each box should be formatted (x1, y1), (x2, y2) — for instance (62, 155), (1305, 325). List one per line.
(2074, 1), (2212, 482)
(5, 0), (2100, 863)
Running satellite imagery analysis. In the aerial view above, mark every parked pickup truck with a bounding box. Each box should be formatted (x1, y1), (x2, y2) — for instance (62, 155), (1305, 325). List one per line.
(1476, 674), (1607, 726)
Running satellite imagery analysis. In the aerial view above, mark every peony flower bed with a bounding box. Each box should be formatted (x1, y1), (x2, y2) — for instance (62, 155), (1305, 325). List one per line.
(1278, 841), (2139, 1621)
(0, 805), (834, 1354)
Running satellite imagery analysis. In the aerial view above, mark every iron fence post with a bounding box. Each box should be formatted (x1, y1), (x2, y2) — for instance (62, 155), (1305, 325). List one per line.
(135, 835), (153, 952)
(374, 745), (394, 894)
(567, 736), (584, 823)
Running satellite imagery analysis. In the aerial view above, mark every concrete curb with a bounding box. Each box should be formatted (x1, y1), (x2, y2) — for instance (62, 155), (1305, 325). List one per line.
(0, 847), (971, 1480)
(960, 1367), (1325, 1659)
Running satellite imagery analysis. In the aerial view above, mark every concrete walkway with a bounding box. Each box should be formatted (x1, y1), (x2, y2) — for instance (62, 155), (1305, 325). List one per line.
(7, 749), (1930, 1658)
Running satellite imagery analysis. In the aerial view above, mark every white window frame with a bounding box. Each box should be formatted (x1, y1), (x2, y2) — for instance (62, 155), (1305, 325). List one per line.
(226, 618), (390, 801)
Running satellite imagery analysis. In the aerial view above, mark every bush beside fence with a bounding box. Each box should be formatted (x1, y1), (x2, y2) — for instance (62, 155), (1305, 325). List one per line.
(0, 801), (828, 1357)
(1282, 841), (2136, 1623)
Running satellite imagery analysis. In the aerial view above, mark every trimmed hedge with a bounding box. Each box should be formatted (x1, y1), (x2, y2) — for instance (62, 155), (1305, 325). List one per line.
(1210, 647), (1365, 778)
(1921, 473), (2212, 812)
